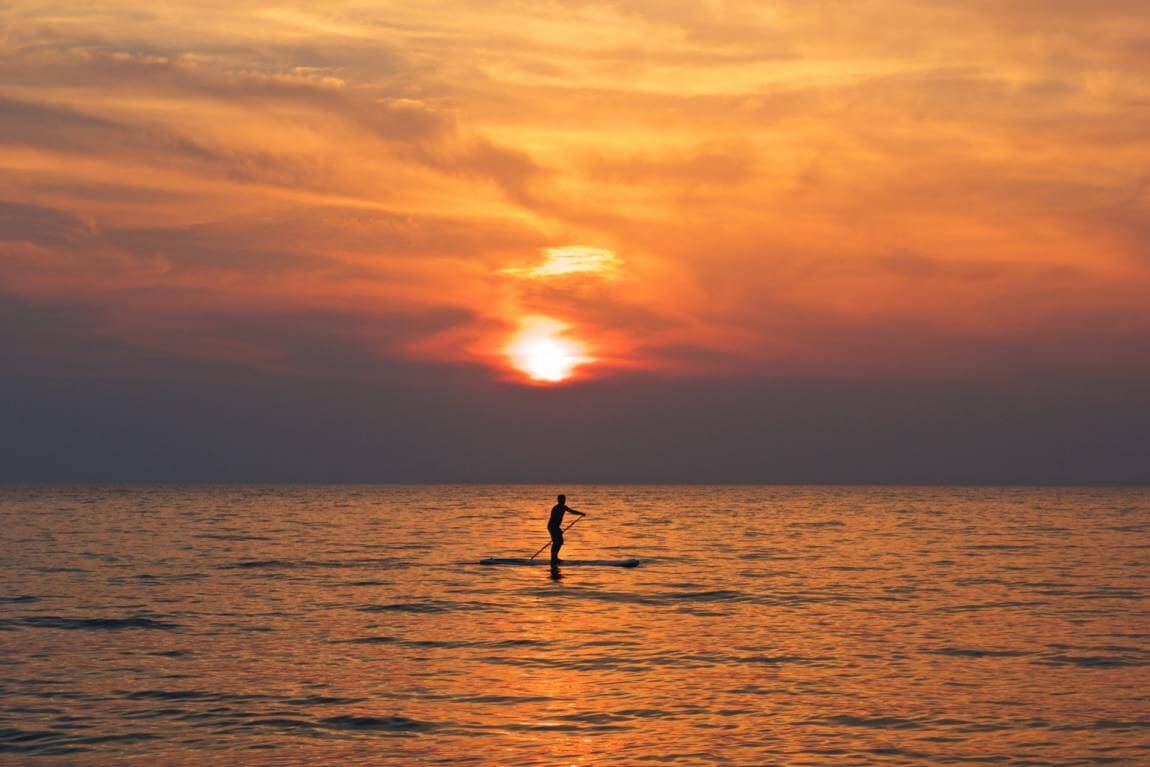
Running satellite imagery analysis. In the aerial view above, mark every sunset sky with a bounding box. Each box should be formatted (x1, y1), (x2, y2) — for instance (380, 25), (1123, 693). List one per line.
(3, 1), (1149, 482)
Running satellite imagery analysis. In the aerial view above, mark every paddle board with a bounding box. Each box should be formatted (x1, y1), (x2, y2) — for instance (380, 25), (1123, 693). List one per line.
(479, 558), (640, 568)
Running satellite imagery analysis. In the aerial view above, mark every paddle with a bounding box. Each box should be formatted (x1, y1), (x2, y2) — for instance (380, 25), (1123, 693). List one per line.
(529, 515), (585, 560)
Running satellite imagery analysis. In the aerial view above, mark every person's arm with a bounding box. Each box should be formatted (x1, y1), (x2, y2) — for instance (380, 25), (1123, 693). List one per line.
(568, 507), (586, 516)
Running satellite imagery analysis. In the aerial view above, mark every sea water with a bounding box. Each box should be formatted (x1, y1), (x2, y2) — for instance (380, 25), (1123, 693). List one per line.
(1, 485), (1147, 765)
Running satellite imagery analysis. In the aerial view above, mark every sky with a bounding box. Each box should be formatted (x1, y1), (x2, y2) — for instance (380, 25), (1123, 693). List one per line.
(2, 1), (1149, 483)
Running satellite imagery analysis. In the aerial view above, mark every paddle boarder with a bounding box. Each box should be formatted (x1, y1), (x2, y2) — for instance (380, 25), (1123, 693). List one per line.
(548, 494), (585, 564)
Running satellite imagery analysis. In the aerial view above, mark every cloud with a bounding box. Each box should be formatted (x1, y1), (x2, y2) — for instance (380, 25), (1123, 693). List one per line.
(0, 200), (96, 247)
(502, 246), (624, 280)
(1, 0), (1149, 388)
(0, 94), (334, 192)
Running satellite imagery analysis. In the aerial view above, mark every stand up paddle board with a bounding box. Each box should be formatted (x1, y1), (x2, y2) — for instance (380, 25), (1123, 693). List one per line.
(480, 558), (640, 568)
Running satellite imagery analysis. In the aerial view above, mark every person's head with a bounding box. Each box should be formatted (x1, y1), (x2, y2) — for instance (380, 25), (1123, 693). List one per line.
(558, 494), (566, 504)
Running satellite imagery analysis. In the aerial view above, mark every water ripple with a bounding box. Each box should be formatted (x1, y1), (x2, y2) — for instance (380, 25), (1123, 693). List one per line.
(2, 485), (1147, 765)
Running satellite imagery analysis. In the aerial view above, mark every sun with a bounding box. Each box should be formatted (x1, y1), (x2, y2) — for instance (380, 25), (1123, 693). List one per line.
(506, 317), (590, 383)
(514, 337), (581, 382)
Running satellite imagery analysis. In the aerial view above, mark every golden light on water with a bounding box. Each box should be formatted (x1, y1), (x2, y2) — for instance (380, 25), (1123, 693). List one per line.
(505, 317), (590, 384)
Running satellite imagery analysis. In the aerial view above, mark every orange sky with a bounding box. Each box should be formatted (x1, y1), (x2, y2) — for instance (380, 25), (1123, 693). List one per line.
(3, 0), (1150, 386)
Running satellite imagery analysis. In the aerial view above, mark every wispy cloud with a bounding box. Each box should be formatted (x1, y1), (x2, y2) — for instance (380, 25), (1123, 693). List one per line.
(502, 246), (624, 280)
(1, 0), (1148, 385)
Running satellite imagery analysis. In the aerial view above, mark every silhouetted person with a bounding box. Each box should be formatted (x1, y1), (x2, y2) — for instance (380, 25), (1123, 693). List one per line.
(548, 494), (585, 565)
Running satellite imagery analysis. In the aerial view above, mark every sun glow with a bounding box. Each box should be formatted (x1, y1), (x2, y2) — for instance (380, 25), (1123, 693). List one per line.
(506, 317), (590, 383)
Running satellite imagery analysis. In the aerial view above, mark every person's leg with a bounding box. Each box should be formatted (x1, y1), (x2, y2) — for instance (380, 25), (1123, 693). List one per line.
(550, 530), (563, 563)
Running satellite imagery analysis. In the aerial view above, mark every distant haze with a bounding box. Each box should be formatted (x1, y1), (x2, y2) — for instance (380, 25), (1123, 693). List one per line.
(4, 363), (1147, 484)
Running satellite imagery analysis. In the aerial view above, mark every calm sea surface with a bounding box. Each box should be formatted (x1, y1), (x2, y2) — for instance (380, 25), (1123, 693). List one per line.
(1, 486), (1148, 765)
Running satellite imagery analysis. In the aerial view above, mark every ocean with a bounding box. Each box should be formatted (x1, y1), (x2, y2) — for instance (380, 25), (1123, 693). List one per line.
(1, 485), (1147, 765)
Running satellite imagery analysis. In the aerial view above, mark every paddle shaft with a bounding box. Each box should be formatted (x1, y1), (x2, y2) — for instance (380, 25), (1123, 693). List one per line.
(530, 515), (584, 560)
